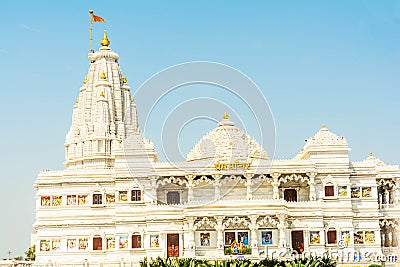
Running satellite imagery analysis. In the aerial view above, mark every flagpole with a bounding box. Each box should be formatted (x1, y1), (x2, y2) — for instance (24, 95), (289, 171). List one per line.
(89, 10), (94, 52)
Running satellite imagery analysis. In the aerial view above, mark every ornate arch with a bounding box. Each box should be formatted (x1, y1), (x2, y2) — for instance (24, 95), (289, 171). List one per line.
(279, 174), (310, 184)
(377, 179), (395, 188)
(220, 175), (243, 185)
(156, 176), (188, 187)
(257, 216), (279, 229)
(193, 176), (214, 186)
(223, 216), (250, 229)
(253, 174), (272, 185)
(380, 219), (398, 228)
(194, 217), (217, 230)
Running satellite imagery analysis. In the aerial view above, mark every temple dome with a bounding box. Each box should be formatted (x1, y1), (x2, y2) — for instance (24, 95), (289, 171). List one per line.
(304, 125), (348, 148)
(186, 113), (269, 163)
(294, 124), (349, 160)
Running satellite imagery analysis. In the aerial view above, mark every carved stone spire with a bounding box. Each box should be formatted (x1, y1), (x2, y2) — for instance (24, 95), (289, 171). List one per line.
(64, 33), (156, 169)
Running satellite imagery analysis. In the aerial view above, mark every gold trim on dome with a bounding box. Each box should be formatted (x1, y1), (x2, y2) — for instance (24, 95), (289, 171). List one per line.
(223, 112), (229, 120)
(99, 70), (106, 79)
(100, 30), (110, 47)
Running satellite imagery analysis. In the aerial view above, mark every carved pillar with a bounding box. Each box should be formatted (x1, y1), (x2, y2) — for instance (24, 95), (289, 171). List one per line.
(249, 215), (259, 256)
(212, 174), (222, 200)
(308, 172), (317, 201)
(271, 173), (281, 199)
(394, 180), (400, 204)
(149, 175), (158, 203)
(185, 216), (196, 257)
(394, 225), (399, 247)
(385, 189), (389, 205)
(186, 175), (195, 203)
(278, 213), (287, 248)
(215, 216), (225, 255)
(304, 230), (310, 252)
(244, 173), (254, 200)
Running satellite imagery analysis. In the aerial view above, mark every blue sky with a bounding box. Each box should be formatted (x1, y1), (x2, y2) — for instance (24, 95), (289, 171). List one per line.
(0, 0), (399, 257)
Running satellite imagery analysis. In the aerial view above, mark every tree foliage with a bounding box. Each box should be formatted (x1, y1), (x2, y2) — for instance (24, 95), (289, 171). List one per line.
(24, 245), (36, 261)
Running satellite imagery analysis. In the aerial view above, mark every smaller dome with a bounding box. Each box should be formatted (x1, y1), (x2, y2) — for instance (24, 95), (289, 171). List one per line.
(294, 125), (349, 160)
(304, 125), (348, 147)
(187, 113), (269, 163)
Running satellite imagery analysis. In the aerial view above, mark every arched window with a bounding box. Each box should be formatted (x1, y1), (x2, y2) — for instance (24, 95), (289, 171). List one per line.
(93, 236), (103, 250)
(327, 229), (337, 244)
(324, 185), (334, 197)
(92, 193), (103, 205)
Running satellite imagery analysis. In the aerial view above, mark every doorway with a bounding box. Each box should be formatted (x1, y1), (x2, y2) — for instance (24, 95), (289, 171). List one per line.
(284, 189), (297, 202)
(167, 191), (180, 204)
(291, 230), (304, 253)
(167, 234), (179, 257)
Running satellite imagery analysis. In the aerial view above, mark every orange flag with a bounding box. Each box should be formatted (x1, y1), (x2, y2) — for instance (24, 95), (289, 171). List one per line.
(92, 14), (105, 22)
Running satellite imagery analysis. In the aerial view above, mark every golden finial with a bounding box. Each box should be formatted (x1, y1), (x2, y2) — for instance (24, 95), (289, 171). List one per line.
(75, 97), (79, 104)
(83, 76), (88, 84)
(99, 70), (106, 79)
(123, 75), (128, 83)
(100, 91), (105, 97)
(100, 30), (110, 47)
(370, 151), (373, 157)
(223, 112), (229, 120)
(322, 123), (326, 129)
(131, 96), (135, 103)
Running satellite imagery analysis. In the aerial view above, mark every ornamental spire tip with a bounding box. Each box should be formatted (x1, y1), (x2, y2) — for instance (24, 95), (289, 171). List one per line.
(101, 30), (110, 47)
(223, 112), (229, 120)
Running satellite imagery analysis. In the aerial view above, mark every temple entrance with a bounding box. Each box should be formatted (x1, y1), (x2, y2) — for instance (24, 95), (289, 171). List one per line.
(291, 231), (304, 253)
(167, 191), (180, 205)
(167, 234), (179, 257)
(284, 189), (297, 202)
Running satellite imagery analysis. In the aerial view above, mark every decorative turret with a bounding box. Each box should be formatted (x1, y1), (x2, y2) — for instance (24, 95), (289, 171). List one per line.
(294, 124), (350, 163)
(64, 31), (157, 169)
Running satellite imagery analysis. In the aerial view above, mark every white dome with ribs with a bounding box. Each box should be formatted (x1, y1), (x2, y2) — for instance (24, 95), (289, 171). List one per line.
(186, 115), (269, 163)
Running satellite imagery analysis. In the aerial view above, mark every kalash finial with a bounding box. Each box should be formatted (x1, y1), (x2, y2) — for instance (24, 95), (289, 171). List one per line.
(100, 91), (105, 97)
(370, 151), (373, 157)
(322, 123), (326, 129)
(123, 75), (128, 83)
(99, 70), (106, 79)
(131, 96), (135, 103)
(83, 76), (88, 84)
(223, 112), (229, 120)
(100, 30), (110, 47)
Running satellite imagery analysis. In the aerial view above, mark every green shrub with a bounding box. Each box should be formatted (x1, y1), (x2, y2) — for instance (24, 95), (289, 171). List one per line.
(242, 247), (252, 255)
(224, 247), (233, 255)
